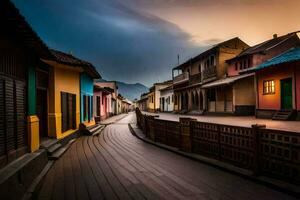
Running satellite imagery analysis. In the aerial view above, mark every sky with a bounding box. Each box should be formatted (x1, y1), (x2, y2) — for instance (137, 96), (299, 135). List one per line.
(13, 0), (300, 87)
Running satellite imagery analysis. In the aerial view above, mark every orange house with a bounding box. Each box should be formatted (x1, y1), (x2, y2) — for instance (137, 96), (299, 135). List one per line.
(255, 47), (300, 120)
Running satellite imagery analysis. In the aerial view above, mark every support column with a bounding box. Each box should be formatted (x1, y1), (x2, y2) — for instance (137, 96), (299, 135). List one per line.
(180, 118), (196, 152)
(27, 65), (39, 152)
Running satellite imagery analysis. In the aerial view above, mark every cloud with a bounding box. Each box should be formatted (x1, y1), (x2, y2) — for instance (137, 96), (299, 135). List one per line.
(13, 0), (203, 86)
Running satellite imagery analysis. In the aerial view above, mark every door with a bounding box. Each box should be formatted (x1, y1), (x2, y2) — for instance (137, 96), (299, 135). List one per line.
(281, 78), (293, 110)
(37, 89), (48, 137)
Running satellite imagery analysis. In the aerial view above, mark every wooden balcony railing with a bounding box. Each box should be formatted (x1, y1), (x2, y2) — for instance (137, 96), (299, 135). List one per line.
(203, 66), (217, 80)
(173, 72), (189, 85)
(189, 73), (202, 85)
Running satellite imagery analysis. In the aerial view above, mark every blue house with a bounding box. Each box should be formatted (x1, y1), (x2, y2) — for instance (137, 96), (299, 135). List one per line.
(80, 67), (101, 126)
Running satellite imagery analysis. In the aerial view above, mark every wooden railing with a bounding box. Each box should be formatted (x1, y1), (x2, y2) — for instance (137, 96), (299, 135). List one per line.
(189, 73), (202, 85)
(135, 108), (300, 185)
(202, 66), (216, 80)
(173, 72), (189, 85)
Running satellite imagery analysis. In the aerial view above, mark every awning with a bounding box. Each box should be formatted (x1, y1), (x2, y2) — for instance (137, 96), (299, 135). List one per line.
(202, 73), (254, 88)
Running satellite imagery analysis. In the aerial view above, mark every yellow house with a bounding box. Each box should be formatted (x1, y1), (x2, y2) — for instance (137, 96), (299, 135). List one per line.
(41, 49), (96, 139)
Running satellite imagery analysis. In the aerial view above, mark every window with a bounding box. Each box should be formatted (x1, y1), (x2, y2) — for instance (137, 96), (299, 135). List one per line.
(172, 95), (174, 103)
(61, 92), (76, 132)
(263, 80), (275, 94)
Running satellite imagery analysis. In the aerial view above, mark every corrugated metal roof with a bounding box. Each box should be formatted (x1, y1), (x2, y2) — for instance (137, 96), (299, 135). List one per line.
(256, 47), (300, 70)
(202, 73), (254, 88)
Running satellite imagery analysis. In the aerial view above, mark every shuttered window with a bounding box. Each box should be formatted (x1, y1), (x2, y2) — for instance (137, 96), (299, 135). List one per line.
(0, 76), (26, 166)
(61, 92), (76, 133)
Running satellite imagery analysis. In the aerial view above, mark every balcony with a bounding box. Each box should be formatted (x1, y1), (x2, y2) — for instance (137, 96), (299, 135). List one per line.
(203, 66), (217, 80)
(173, 72), (189, 85)
(189, 73), (202, 85)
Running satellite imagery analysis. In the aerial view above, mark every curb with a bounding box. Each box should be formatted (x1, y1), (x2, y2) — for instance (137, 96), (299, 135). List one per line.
(128, 123), (300, 198)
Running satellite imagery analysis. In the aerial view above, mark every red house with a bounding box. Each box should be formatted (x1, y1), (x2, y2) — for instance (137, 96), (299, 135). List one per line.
(255, 47), (300, 120)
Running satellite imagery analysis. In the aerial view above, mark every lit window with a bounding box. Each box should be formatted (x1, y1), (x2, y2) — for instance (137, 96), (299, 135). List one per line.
(263, 80), (275, 94)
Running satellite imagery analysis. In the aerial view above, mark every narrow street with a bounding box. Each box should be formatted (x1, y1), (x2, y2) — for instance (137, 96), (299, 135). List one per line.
(37, 113), (297, 200)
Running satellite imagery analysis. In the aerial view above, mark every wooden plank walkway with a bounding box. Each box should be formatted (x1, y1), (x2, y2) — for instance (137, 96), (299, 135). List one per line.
(37, 114), (297, 200)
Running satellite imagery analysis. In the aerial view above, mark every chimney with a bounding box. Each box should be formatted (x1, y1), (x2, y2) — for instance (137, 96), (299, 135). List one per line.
(273, 34), (278, 39)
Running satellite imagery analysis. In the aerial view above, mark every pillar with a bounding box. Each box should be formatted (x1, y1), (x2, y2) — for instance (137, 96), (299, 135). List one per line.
(27, 65), (39, 152)
(179, 118), (196, 152)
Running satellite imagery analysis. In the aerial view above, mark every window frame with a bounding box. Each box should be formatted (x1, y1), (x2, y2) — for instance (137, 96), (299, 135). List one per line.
(263, 80), (275, 95)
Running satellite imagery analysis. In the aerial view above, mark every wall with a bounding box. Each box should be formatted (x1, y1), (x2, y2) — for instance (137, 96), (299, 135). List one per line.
(80, 73), (94, 125)
(233, 76), (256, 106)
(148, 92), (155, 111)
(47, 61), (81, 139)
(160, 89), (174, 112)
(257, 65), (295, 110)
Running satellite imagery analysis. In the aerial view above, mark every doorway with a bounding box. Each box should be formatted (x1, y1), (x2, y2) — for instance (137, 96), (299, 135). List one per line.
(281, 78), (293, 110)
(37, 89), (48, 138)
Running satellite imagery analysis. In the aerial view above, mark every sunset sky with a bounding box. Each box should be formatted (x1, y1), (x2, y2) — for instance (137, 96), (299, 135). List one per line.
(13, 0), (300, 86)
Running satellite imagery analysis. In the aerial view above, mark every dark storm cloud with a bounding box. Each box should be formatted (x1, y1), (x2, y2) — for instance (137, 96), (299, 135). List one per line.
(12, 0), (203, 86)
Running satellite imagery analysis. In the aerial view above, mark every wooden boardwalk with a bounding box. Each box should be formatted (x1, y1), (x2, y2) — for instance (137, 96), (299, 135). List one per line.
(37, 114), (297, 200)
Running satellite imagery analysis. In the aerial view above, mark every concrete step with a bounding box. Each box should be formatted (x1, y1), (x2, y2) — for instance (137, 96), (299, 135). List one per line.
(89, 125), (102, 133)
(47, 143), (62, 155)
(49, 146), (69, 160)
(40, 138), (58, 149)
(92, 126), (105, 136)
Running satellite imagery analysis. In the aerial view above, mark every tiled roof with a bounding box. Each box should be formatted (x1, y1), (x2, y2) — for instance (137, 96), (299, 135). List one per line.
(256, 47), (300, 70)
(233, 33), (298, 60)
(50, 49), (101, 79)
(202, 73), (254, 88)
(173, 37), (247, 70)
(1, 0), (52, 58)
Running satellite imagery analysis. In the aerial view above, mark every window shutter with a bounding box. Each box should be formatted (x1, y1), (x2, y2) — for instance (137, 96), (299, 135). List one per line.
(15, 80), (26, 148)
(0, 79), (5, 157)
(5, 79), (15, 152)
(61, 92), (68, 132)
(72, 94), (76, 129)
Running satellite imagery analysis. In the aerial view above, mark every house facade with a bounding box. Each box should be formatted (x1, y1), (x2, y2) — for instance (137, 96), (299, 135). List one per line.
(160, 86), (174, 112)
(80, 70), (101, 127)
(147, 80), (172, 112)
(137, 92), (149, 111)
(93, 85), (113, 122)
(0, 0), (54, 167)
(216, 33), (300, 115)
(255, 47), (300, 120)
(42, 50), (100, 139)
(172, 37), (249, 114)
(95, 80), (118, 115)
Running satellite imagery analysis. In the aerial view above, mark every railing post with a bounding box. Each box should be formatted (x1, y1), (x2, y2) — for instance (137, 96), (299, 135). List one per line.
(251, 124), (266, 175)
(179, 118), (196, 152)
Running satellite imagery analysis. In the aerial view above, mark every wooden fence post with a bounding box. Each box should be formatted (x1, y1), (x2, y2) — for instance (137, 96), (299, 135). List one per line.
(179, 118), (196, 152)
(251, 124), (266, 175)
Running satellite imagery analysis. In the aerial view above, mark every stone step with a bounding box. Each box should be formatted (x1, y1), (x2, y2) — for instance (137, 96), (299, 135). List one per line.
(49, 145), (69, 160)
(40, 138), (58, 149)
(92, 126), (105, 136)
(89, 125), (102, 133)
(47, 143), (62, 155)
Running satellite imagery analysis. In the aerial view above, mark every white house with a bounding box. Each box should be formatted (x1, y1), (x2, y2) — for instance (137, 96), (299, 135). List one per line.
(159, 86), (174, 112)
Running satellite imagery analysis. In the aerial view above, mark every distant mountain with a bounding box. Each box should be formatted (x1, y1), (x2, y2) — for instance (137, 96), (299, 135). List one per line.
(116, 81), (148, 101)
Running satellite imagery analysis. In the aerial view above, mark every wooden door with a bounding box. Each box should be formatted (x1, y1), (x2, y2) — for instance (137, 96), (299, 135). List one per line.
(36, 89), (48, 137)
(281, 78), (293, 110)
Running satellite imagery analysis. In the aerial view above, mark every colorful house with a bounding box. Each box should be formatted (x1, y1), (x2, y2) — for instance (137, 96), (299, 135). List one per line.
(80, 70), (101, 127)
(213, 33), (300, 115)
(172, 37), (249, 114)
(93, 85), (111, 122)
(0, 0), (54, 167)
(95, 80), (118, 115)
(41, 50), (100, 139)
(255, 47), (300, 120)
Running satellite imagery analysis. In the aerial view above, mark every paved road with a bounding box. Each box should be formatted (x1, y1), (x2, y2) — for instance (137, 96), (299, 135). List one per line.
(142, 111), (300, 133)
(37, 113), (297, 200)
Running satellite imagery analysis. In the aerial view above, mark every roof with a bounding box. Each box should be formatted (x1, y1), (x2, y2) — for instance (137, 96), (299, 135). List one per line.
(227, 33), (299, 62)
(173, 37), (247, 70)
(93, 85), (112, 94)
(50, 49), (101, 79)
(202, 73), (254, 88)
(255, 47), (300, 70)
(159, 85), (173, 91)
(1, 0), (52, 58)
